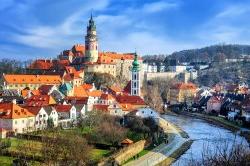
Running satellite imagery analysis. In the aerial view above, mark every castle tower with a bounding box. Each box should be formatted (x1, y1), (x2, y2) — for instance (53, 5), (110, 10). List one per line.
(85, 14), (98, 62)
(131, 52), (140, 96)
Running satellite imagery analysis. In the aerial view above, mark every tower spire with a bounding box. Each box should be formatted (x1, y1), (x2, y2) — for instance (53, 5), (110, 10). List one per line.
(131, 51), (140, 96)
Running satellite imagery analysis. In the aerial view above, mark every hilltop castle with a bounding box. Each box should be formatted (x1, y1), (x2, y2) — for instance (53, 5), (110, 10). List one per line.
(27, 15), (143, 90)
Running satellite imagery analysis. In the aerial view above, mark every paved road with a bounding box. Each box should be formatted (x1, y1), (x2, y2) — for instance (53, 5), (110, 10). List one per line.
(124, 117), (188, 166)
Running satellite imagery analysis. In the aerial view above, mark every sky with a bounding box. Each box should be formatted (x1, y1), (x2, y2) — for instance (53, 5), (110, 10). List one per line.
(1, 0), (250, 60)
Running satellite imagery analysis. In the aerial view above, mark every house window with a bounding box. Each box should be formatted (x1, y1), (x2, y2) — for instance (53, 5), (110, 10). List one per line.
(142, 111), (144, 114)
(15, 120), (17, 125)
(134, 74), (136, 80)
(22, 120), (25, 124)
(151, 111), (153, 114)
(134, 90), (136, 94)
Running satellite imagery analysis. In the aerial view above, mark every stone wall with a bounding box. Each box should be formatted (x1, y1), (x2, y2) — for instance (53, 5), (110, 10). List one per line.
(113, 140), (146, 165)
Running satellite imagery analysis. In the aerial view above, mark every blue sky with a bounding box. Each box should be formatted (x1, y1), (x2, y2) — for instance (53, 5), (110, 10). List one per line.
(1, 0), (250, 60)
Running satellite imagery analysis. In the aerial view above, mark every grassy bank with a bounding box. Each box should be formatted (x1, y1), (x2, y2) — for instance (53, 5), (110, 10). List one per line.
(0, 156), (15, 166)
(156, 140), (193, 166)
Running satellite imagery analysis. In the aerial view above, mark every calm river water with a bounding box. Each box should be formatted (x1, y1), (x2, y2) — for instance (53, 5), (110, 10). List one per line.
(162, 114), (249, 166)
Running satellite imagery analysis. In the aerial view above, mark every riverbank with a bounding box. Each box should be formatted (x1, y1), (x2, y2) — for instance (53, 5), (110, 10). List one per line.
(124, 117), (190, 166)
(156, 140), (193, 166)
(180, 111), (250, 143)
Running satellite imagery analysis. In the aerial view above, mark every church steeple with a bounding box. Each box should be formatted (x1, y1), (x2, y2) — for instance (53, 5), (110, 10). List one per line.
(85, 13), (98, 62)
(132, 52), (140, 72)
(131, 52), (140, 96)
(88, 12), (96, 31)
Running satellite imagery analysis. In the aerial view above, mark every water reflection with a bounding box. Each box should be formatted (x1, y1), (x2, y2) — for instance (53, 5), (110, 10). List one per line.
(162, 114), (249, 166)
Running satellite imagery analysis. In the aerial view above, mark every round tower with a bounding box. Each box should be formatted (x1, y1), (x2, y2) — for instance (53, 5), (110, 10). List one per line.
(85, 14), (98, 62)
(131, 52), (140, 96)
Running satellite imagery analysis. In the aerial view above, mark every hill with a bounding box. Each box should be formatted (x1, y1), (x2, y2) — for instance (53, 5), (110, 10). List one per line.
(167, 44), (250, 63)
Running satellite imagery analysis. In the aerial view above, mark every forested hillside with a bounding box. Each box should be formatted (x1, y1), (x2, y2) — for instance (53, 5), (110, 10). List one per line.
(143, 44), (250, 63)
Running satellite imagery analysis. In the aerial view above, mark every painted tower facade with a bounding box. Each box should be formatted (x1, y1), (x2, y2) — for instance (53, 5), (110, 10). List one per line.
(85, 14), (98, 62)
(131, 52), (140, 96)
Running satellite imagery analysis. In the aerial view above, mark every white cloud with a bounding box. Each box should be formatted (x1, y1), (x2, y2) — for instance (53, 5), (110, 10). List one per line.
(216, 5), (250, 18)
(195, 4), (250, 45)
(142, 1), (179, 13)
(9, 0), (111, 50)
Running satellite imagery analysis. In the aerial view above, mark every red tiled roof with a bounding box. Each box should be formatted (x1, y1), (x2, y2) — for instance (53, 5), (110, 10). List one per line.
(65, 96), (88, 105)
(72, 44), (85, 56)
(100, 93), (115, 100)
(121, 138), (133, 144)
(0, 103), (34, 119)
(25, 95), (56, 107)
(116, 94), (145, 105)
(93, 104), (109, 112)
(123, 81), (131, 94)
(38, 85), (54, 95)
(29, 59), (54, 70)
(109, 85), (123, 93)
(24, 106), (42, 116)
(54, 105), (72, 112)
(171, 83), (197, 90)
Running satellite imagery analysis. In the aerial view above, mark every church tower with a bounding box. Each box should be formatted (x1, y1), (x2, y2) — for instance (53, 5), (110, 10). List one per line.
(85, 14), (98, 62)
(131, 52), (140, 96)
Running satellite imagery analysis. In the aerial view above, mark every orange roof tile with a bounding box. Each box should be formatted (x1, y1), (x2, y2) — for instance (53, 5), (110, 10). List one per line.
(119, 103), (136, 112)
(93, 104), (109, 112)
(81, 83), (93, 91)
(0, 103), (34, 119)
(87, 90), (102, 97)
(99, 52), (143, 60)
(73, 86), (88, 97)
(72, 44), (85, 54)
(109, 85), (123, 93)
(171, 83), (197, 90)
(21, 89), (41, 98)
(121, 138), (133, 144)
(29, 59), (54, 70)
(3, 74), (62, 84)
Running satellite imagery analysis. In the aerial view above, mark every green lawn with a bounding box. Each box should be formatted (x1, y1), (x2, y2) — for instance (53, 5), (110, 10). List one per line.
(0, 156), (14, 166)
(32, 127), (93, 138)
(90, 149), (111, 162)
(7, 138), (42, 157)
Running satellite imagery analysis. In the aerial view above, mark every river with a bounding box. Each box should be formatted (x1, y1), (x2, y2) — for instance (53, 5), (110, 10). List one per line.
(162, 114), (249, 166)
